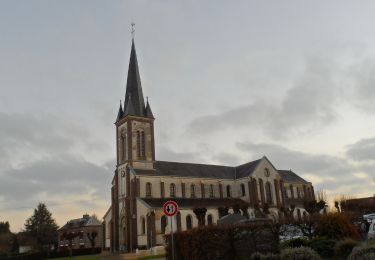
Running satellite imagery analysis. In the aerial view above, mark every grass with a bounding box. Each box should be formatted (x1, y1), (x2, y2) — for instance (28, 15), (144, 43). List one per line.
(138, 254), (165, 260)
(51, 255), (101, 260)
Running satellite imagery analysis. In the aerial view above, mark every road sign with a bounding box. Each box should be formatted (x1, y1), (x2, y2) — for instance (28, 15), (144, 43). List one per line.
(163, 200), (178, 217)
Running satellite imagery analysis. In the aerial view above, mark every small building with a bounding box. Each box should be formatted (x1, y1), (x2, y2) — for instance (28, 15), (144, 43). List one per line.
(58, 214), (103, 251)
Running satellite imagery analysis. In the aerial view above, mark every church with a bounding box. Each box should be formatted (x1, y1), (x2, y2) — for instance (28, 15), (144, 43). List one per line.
(103, 38), (315, 252)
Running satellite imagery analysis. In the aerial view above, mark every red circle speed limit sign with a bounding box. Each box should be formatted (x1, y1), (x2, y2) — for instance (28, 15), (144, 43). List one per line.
(163, 201), (179, 217)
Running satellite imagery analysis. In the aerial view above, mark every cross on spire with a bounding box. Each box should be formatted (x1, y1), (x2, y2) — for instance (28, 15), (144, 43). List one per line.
(131, 22), (135, 39)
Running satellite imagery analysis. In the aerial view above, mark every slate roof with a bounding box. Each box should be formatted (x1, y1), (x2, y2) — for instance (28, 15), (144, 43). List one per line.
(235, 159), (262, 179)
(278, 170), (310, 184)
(140, 198), (249, 209)
(58, 215), (102, 231)
(135, 161), (236, 180)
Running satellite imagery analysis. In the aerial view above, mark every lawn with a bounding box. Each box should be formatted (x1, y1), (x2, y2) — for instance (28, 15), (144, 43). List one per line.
(138, 254), (165, 260)
(51, 255), (101, 260)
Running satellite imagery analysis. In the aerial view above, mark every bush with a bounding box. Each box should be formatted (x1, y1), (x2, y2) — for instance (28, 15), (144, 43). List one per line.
(280, 247), (321, 260)
(250, 252), (280, 260)
(315, 213), (360, 240)
(279, 238), (309, 250)
(308, 237), (335, 258)
(348, 245), (375, 260)
(334, 238), (360, 259)
(166, 223), (279, 260)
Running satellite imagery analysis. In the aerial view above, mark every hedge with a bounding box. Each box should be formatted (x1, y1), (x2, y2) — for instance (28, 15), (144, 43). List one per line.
(165, 223), (279, 260)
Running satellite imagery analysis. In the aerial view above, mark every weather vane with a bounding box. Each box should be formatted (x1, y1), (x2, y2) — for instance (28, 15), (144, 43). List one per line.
(131, 22), (135, 38)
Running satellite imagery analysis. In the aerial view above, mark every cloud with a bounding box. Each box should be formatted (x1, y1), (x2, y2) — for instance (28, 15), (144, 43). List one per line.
(236, 141), (375, 200)
(0, 112), (113, 231)
(187, 56), (339, 139)
(346, 136), (375, 162)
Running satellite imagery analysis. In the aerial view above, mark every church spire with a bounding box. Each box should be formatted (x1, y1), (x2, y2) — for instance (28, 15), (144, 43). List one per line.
(123, 39), (146, 117)
(116, 100), (124, 122)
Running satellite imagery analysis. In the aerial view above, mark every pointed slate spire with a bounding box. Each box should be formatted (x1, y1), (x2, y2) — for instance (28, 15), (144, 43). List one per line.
(123, 39), (146, 117)
(124, 94), (135, 116)
(145, 97), (154, 119)
(116, 100), (124, 122)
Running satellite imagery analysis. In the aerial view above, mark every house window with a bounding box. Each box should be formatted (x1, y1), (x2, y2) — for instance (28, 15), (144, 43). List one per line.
(241, 183), (246, 197)
(161, 216), (167, 233)
(207, 214), (213, 225)
(186, 215), (192, 230)
(226, 185), (231, 198)
(146, 182), (152, 197)
(170, 183), (176, 197)
(296, 187), (300, 198)
(209, 184), (214, 198)
(190, 184), (195, 198)
(290, 184), (294, 198)
(141, 216), (146, 234)
(265, 182), (273, 204)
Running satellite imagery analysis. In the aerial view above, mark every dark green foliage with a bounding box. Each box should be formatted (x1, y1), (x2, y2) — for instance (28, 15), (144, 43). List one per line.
(348, 244), (375, 260)
(308, 237), (335, 258)
(280, 238), (309, 249)
(280, 247), (322, 260)
(0, 222), (10, 234)
(315, 213), (360, 240)
(0, 221), (18, 255)
(166, 223), (279, 260)
(24, 203), (58, 252)
(334, 238), (360, 259)
(250, 252), (280, 260)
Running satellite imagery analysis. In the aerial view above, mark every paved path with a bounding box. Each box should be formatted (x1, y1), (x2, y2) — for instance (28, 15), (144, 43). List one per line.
(101, 252), (165, 260)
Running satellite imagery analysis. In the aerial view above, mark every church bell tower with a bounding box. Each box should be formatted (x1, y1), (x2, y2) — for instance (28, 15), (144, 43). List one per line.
(115, 39), (155, 170)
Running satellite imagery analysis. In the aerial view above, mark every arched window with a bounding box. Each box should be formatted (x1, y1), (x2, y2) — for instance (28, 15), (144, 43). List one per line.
(121, 134), (126, 162)
(226, 185), (231, 197)
(137, 131), (141, 158)
(190, 184), (195, 198)
(265, 182), (273, 204)
(241, 183), (246, 197)
(146, 182), (152, 197)
(141, 131), (145, 157)
(161, 215), (167, 233)
(209, 184), (214, 198)
(140, 216), (145, 234)
(207, 214), (213, 225)
(186, 215), (192, 230)
(170, 183), (176, 197)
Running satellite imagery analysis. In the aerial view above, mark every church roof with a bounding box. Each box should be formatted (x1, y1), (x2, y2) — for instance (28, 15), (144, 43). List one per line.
(140, 198), (249, 209)
(134, 159), (262, 180)
(278, 170), (310, 184)
(145, 99), (154, 119)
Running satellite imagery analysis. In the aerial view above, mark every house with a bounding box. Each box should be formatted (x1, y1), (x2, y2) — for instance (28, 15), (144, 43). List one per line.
(104, 37), (315, 252)
(58, 214), (102, 251)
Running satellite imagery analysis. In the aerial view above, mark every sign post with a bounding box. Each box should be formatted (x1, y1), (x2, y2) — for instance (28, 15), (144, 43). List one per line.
(163, 201), (179, 260)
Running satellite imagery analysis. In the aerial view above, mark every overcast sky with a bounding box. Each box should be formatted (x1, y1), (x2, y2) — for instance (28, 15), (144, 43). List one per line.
(1, 0), (375, 232)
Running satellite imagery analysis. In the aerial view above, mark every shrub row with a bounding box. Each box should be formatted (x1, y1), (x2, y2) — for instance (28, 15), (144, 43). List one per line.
(165, 223), (279, 260)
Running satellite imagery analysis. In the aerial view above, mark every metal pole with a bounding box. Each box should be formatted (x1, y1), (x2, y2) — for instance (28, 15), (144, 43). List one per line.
(171, 216), (175, 260)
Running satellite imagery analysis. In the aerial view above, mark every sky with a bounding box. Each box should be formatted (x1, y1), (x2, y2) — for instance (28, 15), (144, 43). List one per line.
(1, 0), (375, 232)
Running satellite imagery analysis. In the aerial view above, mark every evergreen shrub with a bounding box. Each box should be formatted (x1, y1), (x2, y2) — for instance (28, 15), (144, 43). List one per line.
(348, 245), (375, 260)
(280, 247), (321, 260)
(334, 238), (360, 259)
